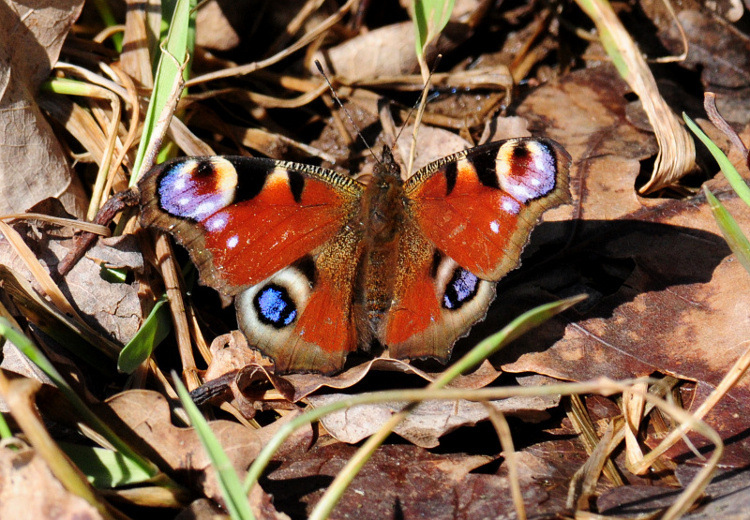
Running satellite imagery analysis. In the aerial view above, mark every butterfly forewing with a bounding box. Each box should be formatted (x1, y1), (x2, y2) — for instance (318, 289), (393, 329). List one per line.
(405, 138), (571, 282)
(381, 138), (571, 361)
(139, 156), (366, 372)
(140, 156), (364, 295)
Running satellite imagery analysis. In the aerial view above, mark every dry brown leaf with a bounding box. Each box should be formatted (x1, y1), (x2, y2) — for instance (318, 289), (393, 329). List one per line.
(317, 0), (491, 82)
(494, 183), (750, 464)
(669, 10), (750, 124)
(395, 125), (471, 174)
(310, 392), (559, 448)
(517, 65), (659, 222)
(0, 0), (87, 217)
(265, 442), (548, 518)
(195, 0), (243, 51)
(0, 223), (142, 344)
(0, 446), (103, 520)
(675, 465), (750, 519)
(201, 331), (503, 403)
(105, 390), (262, 505)
(478, 116), (532, 142)
(173, 498), (226, 520)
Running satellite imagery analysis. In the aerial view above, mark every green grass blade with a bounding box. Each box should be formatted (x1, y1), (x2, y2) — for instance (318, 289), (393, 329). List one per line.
(412, 0), (455, 58)
(0, 413), (12, 440)
(118, 297), (171, 374)
(684, 113), (750, 207)
(174, 375), (255, 520)
(131, 0), (195, 183)
(60, 442), (153, 488)
(703, 186), (750, 275)
(0, 319), (160, 478)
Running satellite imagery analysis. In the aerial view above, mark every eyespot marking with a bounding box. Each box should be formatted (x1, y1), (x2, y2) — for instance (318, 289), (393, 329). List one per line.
(443, 268), (479, 310)
(495, 140), (557, 203)
(254, 284), (297, 328)
(157, 158), (238, 221)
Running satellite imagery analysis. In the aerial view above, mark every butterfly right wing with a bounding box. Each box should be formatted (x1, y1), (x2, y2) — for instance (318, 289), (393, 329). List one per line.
(383, 138), (571, 361)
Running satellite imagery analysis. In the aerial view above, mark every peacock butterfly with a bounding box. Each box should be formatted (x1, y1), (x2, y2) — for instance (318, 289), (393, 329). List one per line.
(138, 138), (571, 373)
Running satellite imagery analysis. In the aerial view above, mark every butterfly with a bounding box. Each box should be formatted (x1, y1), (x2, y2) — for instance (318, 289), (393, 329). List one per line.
(138, 138), (571, 373)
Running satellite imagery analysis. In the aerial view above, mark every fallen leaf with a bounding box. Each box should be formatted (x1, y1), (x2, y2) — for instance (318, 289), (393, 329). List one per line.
(517, 65), (659, 222)
(496, 185), (750, 464)
(0, 446), (103, 520)
(677, 465), (750, 519)
(105, 390), (262, 504)
(0, 223), (142, 344)
(310, 392), (559, 448)
(264, 442), (530, 519)
(317, 0), (491, 82)
(0, 0), (87, 217)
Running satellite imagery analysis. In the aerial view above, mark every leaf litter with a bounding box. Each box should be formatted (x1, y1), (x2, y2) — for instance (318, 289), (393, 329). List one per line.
(0, 0), (749, 518)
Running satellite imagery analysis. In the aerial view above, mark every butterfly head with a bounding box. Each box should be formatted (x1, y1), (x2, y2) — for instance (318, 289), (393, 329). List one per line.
(378, 145), (402, 181)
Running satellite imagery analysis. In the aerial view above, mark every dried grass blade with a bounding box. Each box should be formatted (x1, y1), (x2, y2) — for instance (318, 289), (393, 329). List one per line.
(575, 0), (695, 193)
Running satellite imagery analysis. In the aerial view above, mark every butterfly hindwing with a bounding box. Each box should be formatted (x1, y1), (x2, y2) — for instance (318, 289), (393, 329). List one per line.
(139, 156), (364, 295)
(381, 222), (496, 361)
(235, 232), (362, 373)
(405, 138), (571, 282)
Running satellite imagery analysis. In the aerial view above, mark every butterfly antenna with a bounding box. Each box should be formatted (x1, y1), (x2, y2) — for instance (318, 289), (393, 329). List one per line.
(314, 60), (381, 166)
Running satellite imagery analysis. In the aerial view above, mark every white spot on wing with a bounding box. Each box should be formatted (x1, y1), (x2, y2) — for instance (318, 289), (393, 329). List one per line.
(227, 235), (239, 249)
(178, 196), (190, 207)
(495, 140), (555, 203)
(206, 214), (228, 232)
(502, 197), (520, 214)
(173, 175), (187, 191)
(195, 201), (219, 219)
(490, 220), (500, 233)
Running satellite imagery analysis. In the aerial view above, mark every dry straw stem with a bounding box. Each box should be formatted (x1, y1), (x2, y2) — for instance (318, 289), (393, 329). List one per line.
(484, 405), (526, 520)
(153, 234), (201, 392)
(0, 214), (109, 236)
(575, 0), (695, 194)
(630, 341), (750, 475)
(567, 417), (616, 511)
(46, 67), (128, 220)
(566, 395), (624, 487)
(0, 266), (120, 360)
(0, 221), (84, 325)
(622, 380), (648, 470)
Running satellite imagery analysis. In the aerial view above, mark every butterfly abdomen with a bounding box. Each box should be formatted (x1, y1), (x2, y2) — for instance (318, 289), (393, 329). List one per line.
(353, 149), (411, 344)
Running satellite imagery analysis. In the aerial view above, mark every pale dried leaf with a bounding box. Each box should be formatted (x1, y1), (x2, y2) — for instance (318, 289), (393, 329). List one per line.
(106, 389), (262, 504)
(0, 0), (87, 217)
(310, 392), (559, 448)
(0, 447), (103, 520)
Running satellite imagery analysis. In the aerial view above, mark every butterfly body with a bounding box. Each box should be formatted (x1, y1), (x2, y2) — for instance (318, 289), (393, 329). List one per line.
(139, 138), (571, 373)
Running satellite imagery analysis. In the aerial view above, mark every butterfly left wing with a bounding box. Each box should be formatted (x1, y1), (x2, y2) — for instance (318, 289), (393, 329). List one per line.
(139, 156), (366, 373)
(384, 138), (571, 360)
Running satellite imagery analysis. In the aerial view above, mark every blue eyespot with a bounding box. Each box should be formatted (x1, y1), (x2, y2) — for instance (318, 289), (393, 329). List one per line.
(254, 285), (297, 328)
(443, 268), (479, 310)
